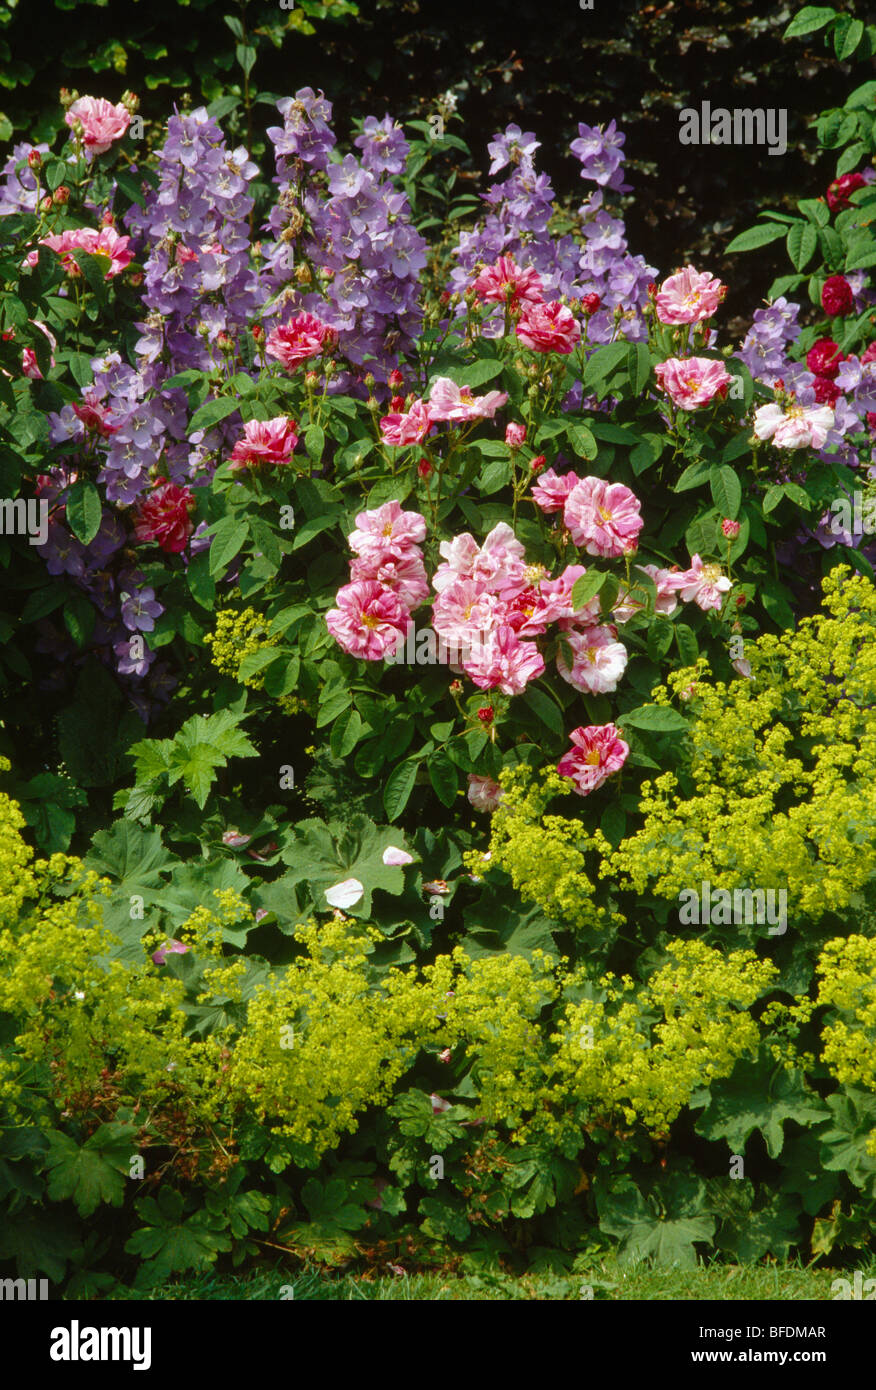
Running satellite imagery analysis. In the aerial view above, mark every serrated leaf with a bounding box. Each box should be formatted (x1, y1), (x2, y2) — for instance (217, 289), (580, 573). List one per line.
(44, 1125), (135, 1217)
(695, 1055), (828, 1159)
(618, 704), (687, 733)
(725, 223), (787, 254)
(571, 570), (608, 609)
(784, 5), (835, 38)
(189, 396), (241, 433)
(428, 748), (458, 808)
(786, 223), (818, 271)
(709, 464), (742, 520)
(383, 759), (417, 821)
(208, 514), (248, 576)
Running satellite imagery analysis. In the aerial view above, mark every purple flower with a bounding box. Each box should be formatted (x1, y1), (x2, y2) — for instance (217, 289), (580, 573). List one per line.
(120, 586), (163, 633)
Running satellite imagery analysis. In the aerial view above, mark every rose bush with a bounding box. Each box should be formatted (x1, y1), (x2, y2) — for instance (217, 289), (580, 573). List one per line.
(0, 45), (875, 1287)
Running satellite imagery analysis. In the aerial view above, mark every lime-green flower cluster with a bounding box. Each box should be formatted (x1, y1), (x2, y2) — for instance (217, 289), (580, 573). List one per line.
(604, 566), (876, 923)
(225, 917), (454, 1151)
(204, 607), (278, 689)
(816, 935), (876, 1091)
(470, 764), (621, 931)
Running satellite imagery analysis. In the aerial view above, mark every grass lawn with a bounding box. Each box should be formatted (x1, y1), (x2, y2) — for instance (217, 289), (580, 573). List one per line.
(119, 1258), (875, 1301)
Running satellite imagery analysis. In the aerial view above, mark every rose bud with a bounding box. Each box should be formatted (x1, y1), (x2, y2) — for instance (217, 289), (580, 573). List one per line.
(581, 293), (601, 315)
(27, 149), (42, 170)
(54, 185), (70, 205)
(251, 323), (265, 341)
(477, 706), (494, 724)
(721, 518), (741, 539)
(417, 458), (433, 478)
(390, 395), (405, 412)
(530, 453), (546, 473)
(505, 422), (526, 448)
(388, 368), (404, 390)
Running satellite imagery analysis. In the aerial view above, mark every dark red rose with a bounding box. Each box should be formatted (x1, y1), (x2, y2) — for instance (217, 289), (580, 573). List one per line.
(822, 275), (854, 318)
(826, 172), (866, 213)
(812, 376), (841, 407)
(806, 339), (844, 379)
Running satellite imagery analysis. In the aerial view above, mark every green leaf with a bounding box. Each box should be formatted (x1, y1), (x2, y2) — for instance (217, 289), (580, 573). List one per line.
(675, 624), (699, 666)
(618, 704), (687, 733)
(329, 706), (364, 759)
(208, 514), (248, 576)
(281, 813), (412, 916)
(627, 342), (652, 395)
(725, 223), (787, 254)
(786, 223), (818, 271)
(763, 484), (785, 515)
(834, 16), (864, 60)
(674, 459), (712, 493)
(305, 423), (325, 464)
(571, 570), (609, 609)
(523, 686), (565, 738)
(566, 423), (598, 460)
(66, 479), (102, 545)
(709, 464), (742, 520)
(796, 197), (829, 227)
(291, 514), (339, 550)
(189, 396), (241, 433)
(44, 1124), (135, 1217)
(596, 1175), (715, 1269)
(383, 759), (418, 822)
(817, 1089), (876, 1189)
(428, 748), (458, 808)
(695, 1054), (828, 1159)
(784, 6), (836, 38)
(125, 1189), (230, 1277)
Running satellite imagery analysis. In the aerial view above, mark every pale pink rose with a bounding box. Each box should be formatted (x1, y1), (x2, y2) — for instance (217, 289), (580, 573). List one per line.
(432, 580), (504, 645)
(677, 554), (732, 612)
(635, 563), (688, 616)
(427, 376), (509, 422)
(516, 300), (581, 354)
(467, 774), (504, 812)
(557, 724), (630, 796)
(655, 266), (724, 325)
(472, 255), (544, 308)
(505, 421), (526, 448)
(531, 467), (582, 514)
(325, 579), (412, 659)
(229, 416), (298, 472)
(380, 398), (433, 446)
(753, 402), (834, 450)
(382, 846), (414, 866)
(563, 477), (643, 557)
(266, 312), (337, 370)
(348, 500), (427, 558)
(40, 226), (133, 278)
(350, 549), (430, 611)
(556, 625), (628, 694)
(66, 96), (131, 156)
(462, 624), (545, 696)
(496, 579), (561, 637)
(72, 389), (118, 437)
(432, 522), (526, 593)
(541, 564), (602, 627)
(654, 356), (731, 410)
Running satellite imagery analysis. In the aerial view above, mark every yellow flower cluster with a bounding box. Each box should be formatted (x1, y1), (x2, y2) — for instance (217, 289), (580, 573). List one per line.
(471, 764), (621, 931)
(816, 935), (876, 1091)
(604, 567), (876, 921)
(224, 918), (454, 1150)
(204, 607), (277, 689)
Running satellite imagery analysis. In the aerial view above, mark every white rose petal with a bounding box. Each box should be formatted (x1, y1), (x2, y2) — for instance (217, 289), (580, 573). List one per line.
(325, 878), (364, 909)
(382, 845), (414, 866)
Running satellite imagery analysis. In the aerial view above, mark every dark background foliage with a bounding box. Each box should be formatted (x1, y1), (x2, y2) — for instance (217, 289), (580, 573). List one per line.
(1, 0), (873, 334)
